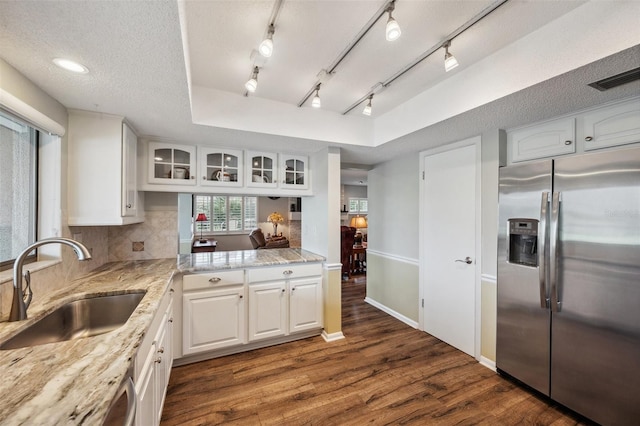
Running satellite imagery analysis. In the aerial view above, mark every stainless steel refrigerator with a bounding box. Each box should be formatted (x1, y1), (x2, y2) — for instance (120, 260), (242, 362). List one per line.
(497, 146), (640, 426)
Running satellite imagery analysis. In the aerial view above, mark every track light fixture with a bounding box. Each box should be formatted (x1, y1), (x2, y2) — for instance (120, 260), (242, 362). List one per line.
(259, 24), (275, 57)
(443, 40), (459, 72)
(385, 1), (401, 41)
(311, 85), (321, 108)
(245, 66), (259, 92)
(362, 95), (373, 116)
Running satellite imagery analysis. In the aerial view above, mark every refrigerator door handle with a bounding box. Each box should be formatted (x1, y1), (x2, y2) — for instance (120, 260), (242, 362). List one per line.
(550, 191), (561, 312)
(538, 192), (550, 309)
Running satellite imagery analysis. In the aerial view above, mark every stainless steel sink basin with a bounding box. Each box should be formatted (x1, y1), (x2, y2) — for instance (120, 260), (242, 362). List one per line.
(0, 292), (145, 350)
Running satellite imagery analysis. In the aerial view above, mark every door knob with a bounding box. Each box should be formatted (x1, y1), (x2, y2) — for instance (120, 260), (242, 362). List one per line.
(455, 257), (473, 264)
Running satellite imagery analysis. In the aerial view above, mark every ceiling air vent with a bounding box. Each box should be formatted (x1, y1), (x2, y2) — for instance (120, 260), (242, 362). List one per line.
(588, 67), (640, 91)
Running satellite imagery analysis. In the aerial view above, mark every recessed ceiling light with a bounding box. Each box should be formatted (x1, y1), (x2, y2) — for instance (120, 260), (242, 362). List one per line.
(53, 58), (89, 74)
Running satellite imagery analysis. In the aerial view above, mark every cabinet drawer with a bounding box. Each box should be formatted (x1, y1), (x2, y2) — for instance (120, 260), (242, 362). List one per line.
(247, 263), (322, 283)
(183, 270), (244, 291)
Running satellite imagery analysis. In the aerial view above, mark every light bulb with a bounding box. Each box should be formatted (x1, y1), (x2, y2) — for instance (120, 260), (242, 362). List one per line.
(259, 37), (273, 57)
(386, 17), (401, 41)
(312, 93), (321, 108)
(444, 52), (459, 72)
(363, 104), (372, 116)
(245, 78), (258, 92)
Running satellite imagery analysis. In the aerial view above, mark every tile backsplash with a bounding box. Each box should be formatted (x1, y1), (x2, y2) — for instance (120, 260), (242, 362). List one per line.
(108, 211), (178, 261)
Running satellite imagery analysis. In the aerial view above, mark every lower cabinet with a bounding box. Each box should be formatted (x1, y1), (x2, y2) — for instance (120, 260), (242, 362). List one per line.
(289, 277), (323, 333)
(248, 281), (287, 341)
(135, 287), (174, 426)
(182, 286), (246, 355)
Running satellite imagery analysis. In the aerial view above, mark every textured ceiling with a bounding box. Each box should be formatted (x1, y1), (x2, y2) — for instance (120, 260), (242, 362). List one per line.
(0, 0), (638, 178)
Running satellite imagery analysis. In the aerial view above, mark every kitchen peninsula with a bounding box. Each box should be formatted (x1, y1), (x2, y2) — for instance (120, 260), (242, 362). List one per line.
(0, 248), (324, 425)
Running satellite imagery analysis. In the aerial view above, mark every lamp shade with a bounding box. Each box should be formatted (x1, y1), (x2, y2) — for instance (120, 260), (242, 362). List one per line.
(350, 216), (367, 228)
(196, 213), (207, 222)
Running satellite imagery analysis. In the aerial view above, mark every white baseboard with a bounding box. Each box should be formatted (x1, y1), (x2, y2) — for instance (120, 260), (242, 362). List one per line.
(479, 356), (496, 371)
(364, 297), (419, 329)
(321, 330), (345, 342)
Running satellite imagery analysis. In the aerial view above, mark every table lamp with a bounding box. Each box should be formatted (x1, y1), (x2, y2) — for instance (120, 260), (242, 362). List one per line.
(350, 216), (367, 245)
(196, 213), (208, 242)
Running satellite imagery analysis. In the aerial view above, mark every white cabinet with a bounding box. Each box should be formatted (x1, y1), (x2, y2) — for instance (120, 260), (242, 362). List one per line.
(67, 110), (143, 225)
(246, 151), (278, 189)
(148, 142), (197, 185)
(182, 285), (246, 355)
(289, 276), (323, 333)
(582, 98), (640, 151)
(135, 285), (173, 426)
(508, 117), (576, 163)
(280, 154), (309, 189)
(199, 147), (243, 187)
(248, 281), (287, 341)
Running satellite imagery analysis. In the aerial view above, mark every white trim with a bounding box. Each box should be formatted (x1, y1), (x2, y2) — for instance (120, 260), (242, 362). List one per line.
(479, 356), (497, 371)
(366, 249), (419, 266)
(418, 135), (482, 361)
(364, 297), (419, 329)
(321, 330), (345, 342)
(481, 273), (497, 284)
(323, 262), (342, 271)
(0, 88), (66, 136)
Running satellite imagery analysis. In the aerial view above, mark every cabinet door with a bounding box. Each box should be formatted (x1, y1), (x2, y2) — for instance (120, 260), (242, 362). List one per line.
(248, 281), (287, 341)
(246, 151), (278, 188)
(200, 148), (243, 187)
(154, 317), (168, 424)
(280, 155), (309, 189)
(121, 123), (138, 217)
(289, 277), (323, 333)
(508, 117), (576, 163)
(135, 343), (157, 426)
(148, 142), (196, 185)
(183, 287), (246, 355)
(583, 98), (640, 150)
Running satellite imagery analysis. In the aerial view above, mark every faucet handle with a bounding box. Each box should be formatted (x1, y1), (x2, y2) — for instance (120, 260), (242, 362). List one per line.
(23, 270), (33, 309)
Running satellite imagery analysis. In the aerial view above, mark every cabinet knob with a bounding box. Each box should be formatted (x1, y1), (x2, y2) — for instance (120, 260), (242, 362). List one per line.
(158, 346), (165, 354)
(155, 356), (162, 364)
(282, 288), (286, 293)
(169, 288), (175, 293)
(126, 204), (132, 209)
(239, 294), (243, 299)
(209, 277), (222, 283)
(283, 270), (293, 276)
(292, 287), (296, 291)
(168, 317), (173, 323)
(585, 136), (593, 141)
(191, 176), (195, 180)
(564, 140), (572, 145)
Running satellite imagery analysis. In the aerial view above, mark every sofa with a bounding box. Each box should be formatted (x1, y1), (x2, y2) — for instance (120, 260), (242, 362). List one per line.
(249, 228), (290, 249)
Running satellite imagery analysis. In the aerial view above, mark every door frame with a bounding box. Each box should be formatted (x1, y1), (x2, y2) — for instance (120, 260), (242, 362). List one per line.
(418, 135), (482, 360)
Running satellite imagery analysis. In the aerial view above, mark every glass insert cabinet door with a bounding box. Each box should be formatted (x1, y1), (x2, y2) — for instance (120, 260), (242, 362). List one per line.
(200, 148), (243, 187)
(280, 155), (309, 189)
(246, 151), (277, 188)
(148, 142), (196, 185)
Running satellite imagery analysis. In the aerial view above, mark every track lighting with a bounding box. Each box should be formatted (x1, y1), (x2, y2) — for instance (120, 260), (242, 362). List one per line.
(443, 40), (459, 72)
(311, 85), (321, 108)
(385, 1), (401, 41)
(259, 24), (275, 58)
(362, 95), (373, 116)
(245, 66), (259, 92)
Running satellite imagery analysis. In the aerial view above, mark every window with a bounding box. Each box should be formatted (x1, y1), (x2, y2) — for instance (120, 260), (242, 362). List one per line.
(194, 195), (257, 234)
(0, 110), (38, 270)
(348, 198), (368, 214)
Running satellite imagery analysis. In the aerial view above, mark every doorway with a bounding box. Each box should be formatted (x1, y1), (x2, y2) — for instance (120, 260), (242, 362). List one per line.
(419, 136), (481, 358)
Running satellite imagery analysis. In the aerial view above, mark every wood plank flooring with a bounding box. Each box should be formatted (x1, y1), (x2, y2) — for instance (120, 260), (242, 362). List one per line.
(161, 276), (594, 425)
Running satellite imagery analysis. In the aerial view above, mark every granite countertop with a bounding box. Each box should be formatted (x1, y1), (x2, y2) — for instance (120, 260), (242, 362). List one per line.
(0, 258), (176, 425)
(177, 248), (325, 273)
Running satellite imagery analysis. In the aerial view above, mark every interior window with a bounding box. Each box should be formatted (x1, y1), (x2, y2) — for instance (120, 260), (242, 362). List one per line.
(194, 195), (257, 234)
(0, 109), (38, 270)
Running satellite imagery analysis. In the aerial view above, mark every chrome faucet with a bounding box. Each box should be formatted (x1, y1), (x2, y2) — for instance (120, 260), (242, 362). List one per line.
(10, 237), (92, 321)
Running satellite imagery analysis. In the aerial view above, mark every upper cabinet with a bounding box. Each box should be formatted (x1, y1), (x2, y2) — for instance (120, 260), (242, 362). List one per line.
(582, 97), (640, 151)
(67, 110), (144, 226)
(139, 141), (311, 195)
(148, 142), (196, 185)
(280, 155), (309, 190)
(200, 148), (243, 187)
(508, 117), (576, 163)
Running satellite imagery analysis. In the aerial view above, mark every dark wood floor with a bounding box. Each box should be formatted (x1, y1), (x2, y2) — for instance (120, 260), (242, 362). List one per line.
(161, 276), (592, 425)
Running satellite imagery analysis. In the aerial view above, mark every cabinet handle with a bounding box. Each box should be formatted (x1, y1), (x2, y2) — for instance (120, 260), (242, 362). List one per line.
(292, 287), (296, 291)
(282, 288), (286, 293)
(209, 277), (222, 283)
(169, 288), (175, 293)
(585, 136), (593, 141)
(239, 294), (243, 299)
(203, 176), (207, 180)
(564, 140), (572, 145)
(191, 176), (195, 180)
(158, 347), (164, 354)
(283, 270), (293, 276)
(155, 356), (162, 364)
(126, 204), (132, 208)
(168, 317), (173, 323)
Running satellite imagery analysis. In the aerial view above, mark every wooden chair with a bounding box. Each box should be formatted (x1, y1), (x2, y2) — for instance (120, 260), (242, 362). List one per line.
(340, 226), (356, 279)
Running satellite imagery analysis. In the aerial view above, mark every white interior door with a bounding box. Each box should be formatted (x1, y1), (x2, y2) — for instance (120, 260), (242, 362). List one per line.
(421, 142), (478, 357)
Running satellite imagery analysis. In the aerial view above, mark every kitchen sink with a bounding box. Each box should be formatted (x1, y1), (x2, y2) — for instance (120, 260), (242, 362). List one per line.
(0, 292), (146, 350)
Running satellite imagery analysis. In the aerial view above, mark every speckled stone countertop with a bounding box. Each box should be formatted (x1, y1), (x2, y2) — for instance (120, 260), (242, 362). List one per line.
(0, 258), (176, 426)
(177, 248), (325, 272)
